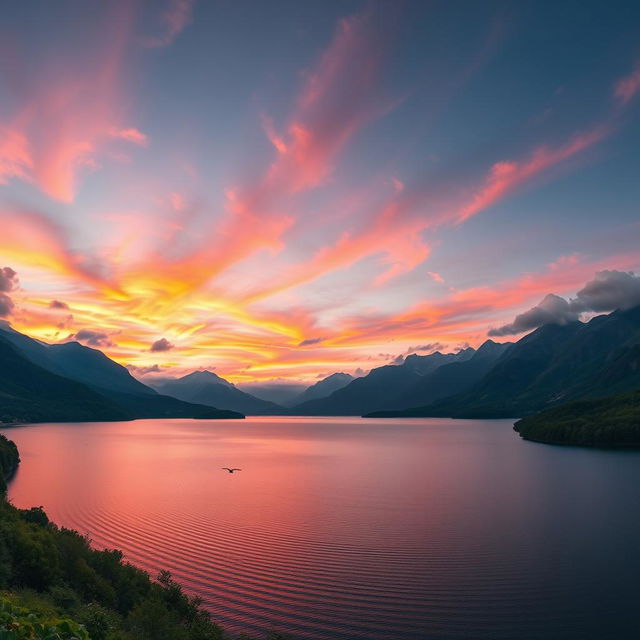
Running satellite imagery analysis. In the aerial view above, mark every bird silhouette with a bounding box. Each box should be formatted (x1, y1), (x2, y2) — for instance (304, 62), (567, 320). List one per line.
(222, 467), (242, 473)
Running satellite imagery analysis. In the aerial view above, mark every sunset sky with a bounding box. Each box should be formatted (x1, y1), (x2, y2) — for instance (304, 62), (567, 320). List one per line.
(1, 0), (640, 384)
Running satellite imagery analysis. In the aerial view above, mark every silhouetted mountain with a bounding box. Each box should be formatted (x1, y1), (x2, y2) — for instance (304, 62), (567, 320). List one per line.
(0, 333), (129, 423)
(236, 381), (308, 406)
(369, 340), (512, 416)
(99, 388), (243, 420)
(0, 322), (152, 395)
(292, 372), (354, 405)
(514, 389), (640, 446)
(153, 370), (282, 415)
(0, 325), (244, 420)
(374, 305), (640, 419)
(290, 349), (475, 415)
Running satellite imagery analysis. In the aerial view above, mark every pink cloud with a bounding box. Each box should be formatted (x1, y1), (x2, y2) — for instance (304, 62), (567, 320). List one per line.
(139, 8), (396, 292)
(455, 126), (608, 223)
(328, 251), (640, 348)
(109, 127), (149, 146)
(0, 127), (31, 183)
(614, 61), (640, 105)
(241, 122), (609, 302)
(259, 11), (393, 196)
(0, 2), (141, 202)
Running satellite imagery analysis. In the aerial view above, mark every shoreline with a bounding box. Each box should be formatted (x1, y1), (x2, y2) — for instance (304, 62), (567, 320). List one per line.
(0, 434), (275, 640)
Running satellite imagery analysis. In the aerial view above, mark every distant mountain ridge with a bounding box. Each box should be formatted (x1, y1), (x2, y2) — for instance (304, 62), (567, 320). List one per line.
(0, 333), (129, 423)
(390, 340), (513, 410)
(291, 372), (354, 405)
(368, 305), (640, 419)
(152, 371), (283, 415)
(290, 348), (479, 415)
(0, 323), (152, 396)
(236, 381), (307, 406)
(5, 305), (637, 423)
(0, 324), (243, 421)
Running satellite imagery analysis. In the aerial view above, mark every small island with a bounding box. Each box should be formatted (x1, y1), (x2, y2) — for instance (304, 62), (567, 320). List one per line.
(514, 390), (640, 447)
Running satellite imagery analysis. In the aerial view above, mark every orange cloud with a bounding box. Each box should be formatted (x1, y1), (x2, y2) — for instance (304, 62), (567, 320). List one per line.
(3, 10), (639, 384)
(333, 251), (640, 348)
(0, 208), (118, 292)
(127, 8), (396, 296)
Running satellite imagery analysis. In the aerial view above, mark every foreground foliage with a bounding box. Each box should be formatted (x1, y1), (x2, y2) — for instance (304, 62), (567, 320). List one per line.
(0, 435), (19, 494)
(0, 495), (226, 639)
(0, 597), (90, 639)
(514, 389), (640, 446)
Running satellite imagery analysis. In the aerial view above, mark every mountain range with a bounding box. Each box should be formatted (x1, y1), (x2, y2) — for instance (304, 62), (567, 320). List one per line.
(368, 305), (640, 418)
(151, 371), (283, 415)
(0, 323), (243, 422)
(289, 347), (483, 415)
(290, 372), (354, 405)
(149, 371), (357, 414)
(2, 304), (639, 424)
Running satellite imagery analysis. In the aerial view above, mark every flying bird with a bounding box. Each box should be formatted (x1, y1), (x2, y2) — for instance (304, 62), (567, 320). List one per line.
(222, 467), (242, 473)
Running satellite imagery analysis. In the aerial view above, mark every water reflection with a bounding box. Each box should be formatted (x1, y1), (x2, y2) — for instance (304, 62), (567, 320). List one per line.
(4, 417), (640, 639)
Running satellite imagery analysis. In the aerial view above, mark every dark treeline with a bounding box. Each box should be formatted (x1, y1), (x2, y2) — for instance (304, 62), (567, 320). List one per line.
(0, 436), (284, 640)
(0, 434), (19, 493)
(514, 389), (640, 446)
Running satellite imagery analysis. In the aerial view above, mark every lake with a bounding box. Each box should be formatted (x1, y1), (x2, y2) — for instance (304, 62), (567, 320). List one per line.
(3, 417), (640, 639)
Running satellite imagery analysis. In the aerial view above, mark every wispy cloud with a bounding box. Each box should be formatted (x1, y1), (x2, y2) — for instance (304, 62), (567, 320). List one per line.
(143, 0), (195, 48)
(614, 61), (640, 105)
(135, 8), (397, 295)
(2, 5), (639, 382)
(109, 127), (149, 146)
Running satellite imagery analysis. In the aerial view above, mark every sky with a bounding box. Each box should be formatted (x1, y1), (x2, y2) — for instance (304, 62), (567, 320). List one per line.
(1, 0), (640, 384)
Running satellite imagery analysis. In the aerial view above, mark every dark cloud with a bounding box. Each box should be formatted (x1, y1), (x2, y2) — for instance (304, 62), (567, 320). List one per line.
(127, 364), (162, 375)
(49, 300), (69, 310)
(571, 270), (640, 312)
(404, 342), (444, 355)
(392, 354), (405, 365)
(354, 367), (368, 376)
(71, 329), (114, 348)
(150, 337), (174, 352)
(0, 267), (18, 318)
(489, 271), (640, 337)
(0, 294), (13, 318)
(489, 294), (580, 337)
(298, 337), (326, 347)
(0, 267), (17, 292)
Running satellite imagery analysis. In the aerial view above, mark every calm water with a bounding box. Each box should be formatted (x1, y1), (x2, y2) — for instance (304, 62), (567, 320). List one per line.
(3, 417), (640, 639)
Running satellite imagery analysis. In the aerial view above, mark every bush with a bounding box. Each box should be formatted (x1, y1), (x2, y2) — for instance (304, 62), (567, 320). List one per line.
(0, 597), (90, 639)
